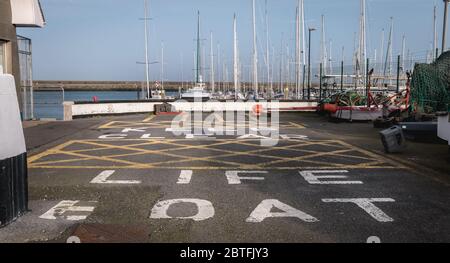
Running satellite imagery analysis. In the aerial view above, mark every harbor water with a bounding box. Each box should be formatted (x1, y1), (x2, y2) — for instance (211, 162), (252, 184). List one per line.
(33, 90), (179, 120)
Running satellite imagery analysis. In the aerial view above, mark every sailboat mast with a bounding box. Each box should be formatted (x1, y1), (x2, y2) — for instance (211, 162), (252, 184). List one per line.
(280, 34), (284, 92)
(359, 0), (367, 84)
(384, 17), (394, 85)
(161, 41), (164, 90)
(266, 0), (270, 97)
(217, 43), (221, 91)
(233, 14), (238, 100)
(379, 29), (384, 75)
(144, 0), (150, 98)
(210, 31), (215, 92)
(433, 5), (438, 58)
(196, 11), (201, 84)
(401, 35), (406, 71)
(301, 0), (306, 65)
(320, 15), (327, 74)
(296, 3), (300, 99)
(300, 0), (306, 98)
(252, 0), (258, 95)
(329, 39), (333, 75)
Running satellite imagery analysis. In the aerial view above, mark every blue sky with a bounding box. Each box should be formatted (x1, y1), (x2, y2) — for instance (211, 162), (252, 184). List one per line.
(18, 0), (448, 81)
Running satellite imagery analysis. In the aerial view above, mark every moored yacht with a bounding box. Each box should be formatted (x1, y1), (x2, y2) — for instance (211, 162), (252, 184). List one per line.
(181, 81), (211, 101)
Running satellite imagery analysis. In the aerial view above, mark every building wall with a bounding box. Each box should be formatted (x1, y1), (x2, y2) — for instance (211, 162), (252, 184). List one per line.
(0, 0), (22, 107)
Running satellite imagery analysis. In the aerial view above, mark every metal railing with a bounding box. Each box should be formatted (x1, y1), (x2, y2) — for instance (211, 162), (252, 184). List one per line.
(17, 35), (33, 120)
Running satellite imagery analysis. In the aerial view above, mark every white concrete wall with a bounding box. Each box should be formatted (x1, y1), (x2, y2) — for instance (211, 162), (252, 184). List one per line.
(437, 114), (450, 145)
(72, 102), (158, 117)
(70, 101), (318, 118)
(0, 74), (26, 159)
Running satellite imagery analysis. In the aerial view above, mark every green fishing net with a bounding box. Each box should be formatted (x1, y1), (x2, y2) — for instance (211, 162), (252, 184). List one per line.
(410, 51), (450, 113)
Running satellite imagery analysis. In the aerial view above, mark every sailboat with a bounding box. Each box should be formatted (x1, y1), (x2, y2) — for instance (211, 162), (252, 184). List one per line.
(181, 11), (211, 102)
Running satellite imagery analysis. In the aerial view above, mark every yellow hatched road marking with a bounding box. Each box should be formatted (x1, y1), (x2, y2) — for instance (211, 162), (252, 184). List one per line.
(143, 114), (156, 122)
(28, 138), (405, 170)
(97, 120), (306, 130)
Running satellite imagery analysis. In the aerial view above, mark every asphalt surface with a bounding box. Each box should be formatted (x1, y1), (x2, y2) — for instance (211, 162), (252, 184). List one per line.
(1, 112), (450, 243)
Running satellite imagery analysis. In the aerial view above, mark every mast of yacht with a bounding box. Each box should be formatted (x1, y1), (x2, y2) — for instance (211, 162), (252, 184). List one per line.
(180, 52), (184, 90)
(320, 15), (327, 75)
(353, 31), (358, 88)
(161, 41), (164, 90)
(217, 43), (221, 92)
(271, 45), (275, 94)
(295, 3), (300, 99)
(280, 33), (284, 92)
(286, 44), (290, 95)
(196, 11), (201, 84)
(329, 39), (333, 75)
(252, 0), (258, 96)
(300, 0), (306, 98)
(143, 0), (150, 98)
(210, 32), (215, 93)
(401, 35), (406, 71)
(358, 0), (367, 86)
(384, 17), (394, 85)
(433, 5), (438, 58)
(379, 29), (384, 75)
(233, 14), (238, 100)
(266, 0), (271, 98)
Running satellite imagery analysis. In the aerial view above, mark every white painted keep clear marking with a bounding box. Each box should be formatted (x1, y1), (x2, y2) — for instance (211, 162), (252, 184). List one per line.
(177, 170), (193, 184)
(39, 200), (97, 221)
(90, 170), (141, 184)
(122, 127), (148, 133)
(140, 133), (165, 139)
(166, 128), (191, 133)
(250, 127), (278, 132)
(299, 170), (363, 185)
(150, 199), (214, 221)
(280, 134), (309, 140)
(246, 199), (318, 223)
(238, 134), (271, 140)
(207, 127), (236, 133)
(98, 134), (127, 139)
(185, 134), (216, 140)
(226, 171), (267, 185)
(322, 198), (395, 222)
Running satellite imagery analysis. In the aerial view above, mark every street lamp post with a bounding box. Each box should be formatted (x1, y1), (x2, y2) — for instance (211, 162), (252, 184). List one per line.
(307, 28), (316, 100)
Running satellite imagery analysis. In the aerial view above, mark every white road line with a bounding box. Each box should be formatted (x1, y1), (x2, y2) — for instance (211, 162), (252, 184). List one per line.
(122, 128), (148, 133)
(98, 134), (127, 139)
(226, 171), (267, 184)
(166, 128), (191, 133)
(322, 198), (395, 222)
(40, 200), (97, 221)
(150, 199), (215, 221)
(177, 170), (193, 184)
(299, 170), (363, 185)
(140, 134), (166, 139)
(246, 199), (319, 223)
(90, 170), (141, 185)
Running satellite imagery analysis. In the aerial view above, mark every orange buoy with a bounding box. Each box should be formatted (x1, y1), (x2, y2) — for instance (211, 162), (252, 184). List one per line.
(252, 104), (264, 116)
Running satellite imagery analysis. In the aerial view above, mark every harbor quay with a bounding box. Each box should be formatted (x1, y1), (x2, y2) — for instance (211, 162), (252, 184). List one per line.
(0, 111), (448, 243)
